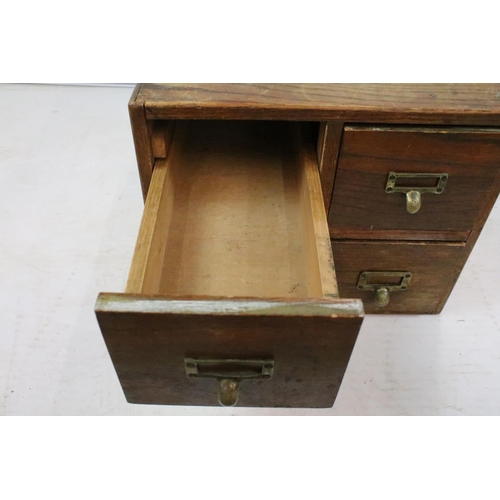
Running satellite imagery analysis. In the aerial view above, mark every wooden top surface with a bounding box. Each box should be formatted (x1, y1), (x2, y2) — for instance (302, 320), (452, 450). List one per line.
(132, 84), (500, 124)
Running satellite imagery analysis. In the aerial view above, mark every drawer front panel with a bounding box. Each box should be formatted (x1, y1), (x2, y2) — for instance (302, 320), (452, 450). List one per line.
(331, 241), (466, 314)
(329, 126), (500, 235)
(96, 295), (363, 408)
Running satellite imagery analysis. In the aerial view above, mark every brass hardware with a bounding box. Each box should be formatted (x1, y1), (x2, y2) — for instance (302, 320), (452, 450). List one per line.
(405, 190), (421, 214)
(357, 271), (412, 308)
(374, 287), (390, 307)
(185, 358), (274, 407)
(217, 379), (240, 407)
(385, 172), (448, 214)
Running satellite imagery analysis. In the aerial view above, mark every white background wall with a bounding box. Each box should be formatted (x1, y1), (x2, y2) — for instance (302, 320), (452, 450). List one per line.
(1, 83), (499, 415)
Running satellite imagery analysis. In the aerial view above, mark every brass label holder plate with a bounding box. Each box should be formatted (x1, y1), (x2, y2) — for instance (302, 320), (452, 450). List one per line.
(385, 172), (448, 194)
(357, 271), (412, 292)
(185, 359), (274, 407)
(357, 271), (412, 307)
(185, 358), (274, 380)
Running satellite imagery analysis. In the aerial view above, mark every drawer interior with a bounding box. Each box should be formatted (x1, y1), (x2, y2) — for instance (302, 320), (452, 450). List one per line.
(126, 120), (338, 300)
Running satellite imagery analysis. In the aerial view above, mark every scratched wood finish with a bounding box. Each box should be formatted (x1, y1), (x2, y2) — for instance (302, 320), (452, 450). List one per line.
(331, 240), (466, 314)
(95, 295), (363, 407)
(137, 84), (500, 123)
(329, 126), (500, 236)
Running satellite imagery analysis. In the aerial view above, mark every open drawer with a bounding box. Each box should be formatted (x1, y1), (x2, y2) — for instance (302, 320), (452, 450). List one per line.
(95, 121), (364, 408)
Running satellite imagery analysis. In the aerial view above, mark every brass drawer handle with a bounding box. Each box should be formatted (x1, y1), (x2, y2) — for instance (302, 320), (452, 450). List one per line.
(357, 271), (412, 308)
(185, 358), (274, 407)
(385, 172), (448, 214)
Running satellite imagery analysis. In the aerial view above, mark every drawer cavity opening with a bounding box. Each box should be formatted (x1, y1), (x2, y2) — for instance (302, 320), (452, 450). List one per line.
(126, 120), (338, 300)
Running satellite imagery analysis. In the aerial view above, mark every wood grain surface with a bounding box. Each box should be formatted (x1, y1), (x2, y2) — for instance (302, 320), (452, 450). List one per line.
(317, 121), (344, 213)
(294, 123), (339, 298)
(329, 126), (500, 235)
(95, 294), (363, 408)
(150, 120), (174, 158)
(128, 85), (154, 199)
(135, 84), (500, 124)
(331, 240), (466, 314)
(129, 84), (500, 199)
(126, 156), (174, 294)
(126, 120), (339, 299)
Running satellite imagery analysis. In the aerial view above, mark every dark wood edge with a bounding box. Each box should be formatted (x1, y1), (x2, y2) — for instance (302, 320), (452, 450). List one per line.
(330, 229), (471, 242)
(129, 84), (155, 200)
(144, 107), (500, 125)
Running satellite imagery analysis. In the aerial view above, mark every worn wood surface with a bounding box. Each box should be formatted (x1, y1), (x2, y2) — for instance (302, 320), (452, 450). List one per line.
(126, 157), (174, 294)
(130, 120), (337, 299)
(294, 123), (339, 298)
(331, 240), (466, 314)
(95, 294), (363, 408)
(317, 121), (344, 213)
(150, 120), (174, 158)
(329, 126), (500, 235)
(130, 84), (500, 200)
(128, 85), (154, 199)
(136, 84), (500, 124)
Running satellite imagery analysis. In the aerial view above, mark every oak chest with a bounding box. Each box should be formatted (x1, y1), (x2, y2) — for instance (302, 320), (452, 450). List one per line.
(95, 84), (500, 408)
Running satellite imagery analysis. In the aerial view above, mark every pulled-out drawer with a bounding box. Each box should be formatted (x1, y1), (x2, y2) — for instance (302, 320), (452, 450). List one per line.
(95, 121), (364, 408)
(331, 240), (466, 314)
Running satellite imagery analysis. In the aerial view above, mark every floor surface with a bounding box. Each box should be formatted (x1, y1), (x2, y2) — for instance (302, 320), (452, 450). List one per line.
(1, 84), (499, 415)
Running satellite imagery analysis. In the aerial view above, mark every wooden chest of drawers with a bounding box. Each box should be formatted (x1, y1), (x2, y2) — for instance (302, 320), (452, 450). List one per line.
(95, 84), (500, 408)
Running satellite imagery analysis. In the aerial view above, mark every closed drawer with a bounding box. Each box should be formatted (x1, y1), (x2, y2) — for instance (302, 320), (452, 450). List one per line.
(329, 126), (500, 240)
(95, 121), (364, 408)
(331, 240), (466, 314)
